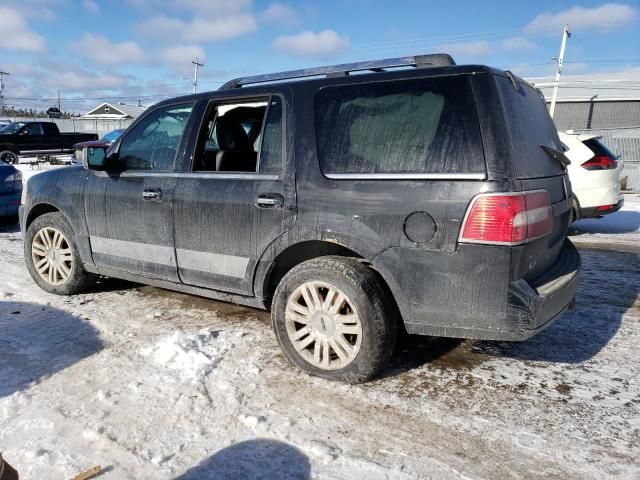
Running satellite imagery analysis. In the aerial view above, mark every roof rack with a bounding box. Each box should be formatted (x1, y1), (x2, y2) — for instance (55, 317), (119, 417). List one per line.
(218, 53), (455, 90)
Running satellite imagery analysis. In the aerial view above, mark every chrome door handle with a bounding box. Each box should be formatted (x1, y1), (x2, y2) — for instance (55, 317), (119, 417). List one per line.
(256, 193), (284, 208)
(142, 188), (162, 200)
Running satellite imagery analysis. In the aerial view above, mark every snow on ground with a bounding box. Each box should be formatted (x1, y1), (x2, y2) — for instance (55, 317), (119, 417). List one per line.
(0, 195), (638, 479)
(570, 194), (640, 251)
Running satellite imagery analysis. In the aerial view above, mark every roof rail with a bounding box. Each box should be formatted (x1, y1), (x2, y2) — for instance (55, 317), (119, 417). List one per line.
(218, 53), (455, 90)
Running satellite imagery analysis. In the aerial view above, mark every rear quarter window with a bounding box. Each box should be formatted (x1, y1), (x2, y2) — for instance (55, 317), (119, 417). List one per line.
(583, 138), (617, 159)
(496, 75), (564, 178)
(315, 76), (485, 175)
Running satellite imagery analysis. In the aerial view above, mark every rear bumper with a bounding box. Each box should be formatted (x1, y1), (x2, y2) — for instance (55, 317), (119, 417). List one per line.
(375, 240), (580, 341)
(503, 240), (580, 340)
(579, 198), (624, 219)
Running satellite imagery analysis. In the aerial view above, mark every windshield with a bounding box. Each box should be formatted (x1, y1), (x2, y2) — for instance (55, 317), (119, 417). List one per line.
(0, 122), (26, 134)
(101, 129), (124, 143)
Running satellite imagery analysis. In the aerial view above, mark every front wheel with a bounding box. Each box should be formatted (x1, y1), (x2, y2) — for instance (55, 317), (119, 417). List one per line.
(0, 150), (18, 164)
(272, 256), (397, 383)
(24, 212), (96, 295)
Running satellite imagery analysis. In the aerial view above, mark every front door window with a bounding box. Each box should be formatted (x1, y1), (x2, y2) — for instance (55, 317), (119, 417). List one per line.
(118, 103), (193, 171)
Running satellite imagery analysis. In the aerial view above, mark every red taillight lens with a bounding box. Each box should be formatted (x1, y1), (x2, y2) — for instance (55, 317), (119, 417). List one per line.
(459, 191), (553, 245)
(581, 155), (617, 170)
(596, 204), (616, 212)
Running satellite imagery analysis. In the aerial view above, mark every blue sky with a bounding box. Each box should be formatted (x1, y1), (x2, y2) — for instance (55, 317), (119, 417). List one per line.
(0, 0), (639, 112)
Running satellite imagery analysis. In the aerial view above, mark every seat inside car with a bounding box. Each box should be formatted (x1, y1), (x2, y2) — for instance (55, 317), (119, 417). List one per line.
(215, 115), (257, 172)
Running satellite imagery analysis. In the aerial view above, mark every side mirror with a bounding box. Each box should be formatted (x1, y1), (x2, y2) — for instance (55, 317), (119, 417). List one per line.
(85, 146), (108, 170)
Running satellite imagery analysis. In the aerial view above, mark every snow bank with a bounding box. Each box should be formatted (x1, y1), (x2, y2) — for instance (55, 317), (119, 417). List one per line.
(140, 329), (227, 381)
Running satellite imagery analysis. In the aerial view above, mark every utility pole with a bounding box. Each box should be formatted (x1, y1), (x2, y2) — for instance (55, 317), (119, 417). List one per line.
(0, 71), (9, 114)
(57, 89), (61, 110)
(549, 24), (571, 119)
(192, 58), (204, 94)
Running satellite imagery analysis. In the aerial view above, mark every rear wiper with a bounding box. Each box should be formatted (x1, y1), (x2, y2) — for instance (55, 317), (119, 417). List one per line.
(540, 144), (571, 168)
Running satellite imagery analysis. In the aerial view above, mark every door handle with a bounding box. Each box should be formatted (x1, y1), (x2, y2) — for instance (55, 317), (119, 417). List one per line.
(142, 188), (162, 201)
(256, 193), (284, 209)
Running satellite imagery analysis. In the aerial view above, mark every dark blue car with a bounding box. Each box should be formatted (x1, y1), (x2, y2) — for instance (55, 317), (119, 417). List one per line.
(0, 159), (22, 223)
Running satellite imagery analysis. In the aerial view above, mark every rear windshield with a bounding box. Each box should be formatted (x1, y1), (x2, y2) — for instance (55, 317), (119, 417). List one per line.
(496, 75), (564, 178)
(315, 76), (485, 175)
(583, 138), (617, 159)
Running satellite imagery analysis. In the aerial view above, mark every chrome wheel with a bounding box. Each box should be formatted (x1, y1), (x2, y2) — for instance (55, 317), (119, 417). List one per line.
(31, 226), (73, 286)
(285, 281), (363, 370)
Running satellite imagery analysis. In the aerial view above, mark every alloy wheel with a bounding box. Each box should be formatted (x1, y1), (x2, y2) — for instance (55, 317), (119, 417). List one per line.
(31, 226), (74, 286)
(285, 281), (363, 370)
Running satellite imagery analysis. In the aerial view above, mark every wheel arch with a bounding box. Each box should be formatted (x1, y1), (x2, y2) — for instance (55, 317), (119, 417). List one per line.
(25, 203), (60, 230)
(258, 240), (401, 322)
(0, 143), (18, 152)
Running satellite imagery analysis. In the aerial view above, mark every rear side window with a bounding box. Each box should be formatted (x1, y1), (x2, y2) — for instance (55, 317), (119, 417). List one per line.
(496, 76), (563, 178)
(315, 76), (484, 176)
(583, 138), (616, 159)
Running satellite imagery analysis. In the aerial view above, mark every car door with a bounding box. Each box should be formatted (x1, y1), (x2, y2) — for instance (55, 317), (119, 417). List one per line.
(84, 102), (196, 281)
(18, 123), (47, 154)
(172, 92), (295, 295)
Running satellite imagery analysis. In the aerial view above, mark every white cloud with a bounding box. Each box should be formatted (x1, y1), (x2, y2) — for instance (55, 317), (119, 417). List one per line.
(0, 6), (46, 52)
(71, 34), (145, 65)
(261, 3), (299, 27)
(172, 0), (252, 16)
(440, 41), (491, 58)
(43, 70), (129, 91)
(501, 37), (537, 51)
(161, 45), (207, 75)
(273, 30), (350, 57)
(82, 0), (99, 13)
(526, 3), (639, 33)
(137, 14), (257, 43)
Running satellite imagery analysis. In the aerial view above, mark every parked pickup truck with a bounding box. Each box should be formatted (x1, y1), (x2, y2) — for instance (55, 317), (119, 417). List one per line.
(0, 121), (98, 164)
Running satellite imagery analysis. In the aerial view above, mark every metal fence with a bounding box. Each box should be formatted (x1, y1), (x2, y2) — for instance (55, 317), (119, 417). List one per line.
(6, 116), (135, 137)
(574, 127), (640, 193)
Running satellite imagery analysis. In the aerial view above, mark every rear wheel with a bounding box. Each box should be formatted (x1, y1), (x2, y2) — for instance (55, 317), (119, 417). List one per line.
(272, 256), (397, 383)
(24, 212), (96, 295)
(0, 150), (18, 164)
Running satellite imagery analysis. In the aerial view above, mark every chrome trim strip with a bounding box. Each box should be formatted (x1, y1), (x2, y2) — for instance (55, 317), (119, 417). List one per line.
(120, 172), (278, 180)
(90, 236), (251, 278)
(90, 236), (176, 266)
(176, 249), (249, 278)
(324, 173), (486, 180)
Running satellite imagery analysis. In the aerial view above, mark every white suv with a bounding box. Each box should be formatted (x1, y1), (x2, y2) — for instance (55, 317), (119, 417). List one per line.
(559, 131), (624, 220)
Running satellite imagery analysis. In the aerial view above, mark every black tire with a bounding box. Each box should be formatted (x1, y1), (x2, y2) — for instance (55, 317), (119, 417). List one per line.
(272, 256), (398, 383)
(0, 150), (18, 165)
(24, 212), (97, 295)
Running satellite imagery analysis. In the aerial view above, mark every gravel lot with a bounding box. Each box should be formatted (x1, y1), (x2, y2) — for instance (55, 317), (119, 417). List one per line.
(1, 172), (638, 479)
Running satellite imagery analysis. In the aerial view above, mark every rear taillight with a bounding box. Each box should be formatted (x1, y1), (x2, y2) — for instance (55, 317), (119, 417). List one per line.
(459, 191), (553, 246)
(596, 204), (616, 212)
(4, 172), (22, 191)
(581, 155), (617, 170)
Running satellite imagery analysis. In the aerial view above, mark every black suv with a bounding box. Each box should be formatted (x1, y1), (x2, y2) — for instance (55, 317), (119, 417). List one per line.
(20, 54), (580, 383)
